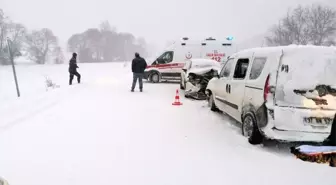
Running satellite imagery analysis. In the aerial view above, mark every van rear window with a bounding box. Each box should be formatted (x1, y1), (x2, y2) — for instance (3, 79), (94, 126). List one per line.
(249, 57), (267, 80)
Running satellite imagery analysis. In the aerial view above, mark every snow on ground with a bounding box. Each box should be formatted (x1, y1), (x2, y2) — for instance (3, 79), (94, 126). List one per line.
(0, 62), (335, 185)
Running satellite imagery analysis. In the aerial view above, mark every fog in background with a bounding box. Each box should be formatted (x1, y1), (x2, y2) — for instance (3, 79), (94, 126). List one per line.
(1, 0), (335, 60)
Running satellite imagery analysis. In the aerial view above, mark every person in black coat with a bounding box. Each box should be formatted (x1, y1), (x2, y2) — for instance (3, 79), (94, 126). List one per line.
(322, 113), (336, 146)
(69, 53), (81, 85)
(131, 52), (147, 92)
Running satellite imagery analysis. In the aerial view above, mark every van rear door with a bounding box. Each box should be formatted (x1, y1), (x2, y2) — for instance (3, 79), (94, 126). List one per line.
(273, 47), (336, 131)
(201, 42), (234, 62)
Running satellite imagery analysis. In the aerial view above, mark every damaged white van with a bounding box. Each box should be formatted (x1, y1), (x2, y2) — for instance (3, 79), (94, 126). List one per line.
(206, 45), (336, 144)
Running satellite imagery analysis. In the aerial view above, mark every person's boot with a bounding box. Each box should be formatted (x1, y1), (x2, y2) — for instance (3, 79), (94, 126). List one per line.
(131, 89), (134, 92)
(140, 88), (143, 92)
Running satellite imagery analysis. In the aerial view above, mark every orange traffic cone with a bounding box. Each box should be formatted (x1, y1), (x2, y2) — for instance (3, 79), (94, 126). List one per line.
(172, 89), (183, 106)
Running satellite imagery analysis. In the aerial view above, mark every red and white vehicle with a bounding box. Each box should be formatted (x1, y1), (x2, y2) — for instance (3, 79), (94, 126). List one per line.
(144, 37), (236, 83)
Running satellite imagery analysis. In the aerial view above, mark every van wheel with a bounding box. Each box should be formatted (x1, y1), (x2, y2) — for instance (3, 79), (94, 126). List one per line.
(151, 72), (160, 83)
(242, 113), (263, 145)
(208, 94), (219, 112)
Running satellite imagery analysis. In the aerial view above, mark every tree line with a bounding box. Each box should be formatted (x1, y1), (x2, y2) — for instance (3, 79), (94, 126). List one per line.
(0, 9), (148, 65)
(266, 3), (336, 46)
(1, 3), (335, 65)
(0, 9), (64, 65)
(67, 21), (147, 63)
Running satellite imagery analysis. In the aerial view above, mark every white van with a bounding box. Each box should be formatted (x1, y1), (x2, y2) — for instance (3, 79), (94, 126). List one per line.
(206, 45), (336, 144)
(144, 37), (236, 83)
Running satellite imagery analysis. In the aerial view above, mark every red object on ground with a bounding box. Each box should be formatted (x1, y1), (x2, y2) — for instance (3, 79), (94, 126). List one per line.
(172, 89), (183, 106)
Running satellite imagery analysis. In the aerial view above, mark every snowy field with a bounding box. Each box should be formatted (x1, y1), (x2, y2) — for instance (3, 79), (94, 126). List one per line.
(0, 62), (335, 185)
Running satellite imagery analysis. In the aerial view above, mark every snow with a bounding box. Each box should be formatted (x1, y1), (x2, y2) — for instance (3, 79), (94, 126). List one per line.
(277, 46), (336, 108)
(0, 62), (335, 185)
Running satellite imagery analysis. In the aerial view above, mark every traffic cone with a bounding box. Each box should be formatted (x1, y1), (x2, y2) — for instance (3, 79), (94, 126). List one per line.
(172, 89), (183, 106)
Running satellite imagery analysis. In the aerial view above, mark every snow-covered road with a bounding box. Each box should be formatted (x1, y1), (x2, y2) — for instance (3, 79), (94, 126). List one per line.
(0, 63), (335, 185)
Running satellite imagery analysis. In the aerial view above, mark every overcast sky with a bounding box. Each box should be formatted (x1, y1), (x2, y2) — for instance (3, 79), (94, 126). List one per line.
(1, 0), (334, 54)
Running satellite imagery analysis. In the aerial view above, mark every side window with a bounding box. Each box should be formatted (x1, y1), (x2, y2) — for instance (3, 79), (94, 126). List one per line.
(156, 51), (174, 64)
(233, 58), (249, 79)
(249, 57), (267, 80)
(219, 58), (235, 77)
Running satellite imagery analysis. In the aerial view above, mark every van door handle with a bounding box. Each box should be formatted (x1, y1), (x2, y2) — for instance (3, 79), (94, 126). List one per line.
(226, 84), (231, 93)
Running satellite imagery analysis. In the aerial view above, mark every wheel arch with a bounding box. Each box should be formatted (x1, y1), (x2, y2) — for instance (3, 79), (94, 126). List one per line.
(148, 70), (161, 82)
(241, 103), (268, 133)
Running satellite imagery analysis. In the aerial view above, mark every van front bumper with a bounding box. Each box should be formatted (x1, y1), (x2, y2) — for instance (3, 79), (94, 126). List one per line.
(143, 71), (150, 79)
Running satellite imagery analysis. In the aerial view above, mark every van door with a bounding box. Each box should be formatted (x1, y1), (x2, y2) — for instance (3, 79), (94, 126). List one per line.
(225, 58), (251, 122)
(155, 51), (175, 78)
(202, 42), (226, 62)
(213, 58), (236, 111)
(273, 48), (336, 132)
(171, 43), (199, 77)
(244, 56), (268, 112)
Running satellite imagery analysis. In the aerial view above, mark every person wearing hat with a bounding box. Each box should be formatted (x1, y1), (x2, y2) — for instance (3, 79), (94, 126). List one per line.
(69, 53), (81, 85)
(131, 52), (147, 92)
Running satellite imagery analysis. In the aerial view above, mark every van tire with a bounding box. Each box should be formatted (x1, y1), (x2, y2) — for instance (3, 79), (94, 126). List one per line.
(150, 72), (160, 83)
(242, 112), (263, 145)
(208, 94), (219, 112)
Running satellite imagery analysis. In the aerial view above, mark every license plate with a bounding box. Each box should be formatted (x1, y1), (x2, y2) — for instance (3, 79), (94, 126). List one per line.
(303, 117), (333, 125)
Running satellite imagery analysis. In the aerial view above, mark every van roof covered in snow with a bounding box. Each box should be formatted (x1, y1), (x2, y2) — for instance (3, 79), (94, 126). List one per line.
(231, 45), (336, 57)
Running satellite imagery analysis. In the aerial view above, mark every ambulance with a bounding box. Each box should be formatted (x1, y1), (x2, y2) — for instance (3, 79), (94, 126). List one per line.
(144, 37), (237, 83)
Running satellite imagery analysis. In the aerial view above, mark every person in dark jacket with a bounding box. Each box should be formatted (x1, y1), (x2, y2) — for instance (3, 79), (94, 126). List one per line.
(69, 53), (81, 85)
(131, 52), (147, 92)
(322, 113), (336, 146)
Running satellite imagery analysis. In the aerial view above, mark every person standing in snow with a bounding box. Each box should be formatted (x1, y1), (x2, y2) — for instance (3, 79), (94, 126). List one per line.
(131, 52), (147, 92)
(323, 113), (336, 146)
(69, 53), (81, 85)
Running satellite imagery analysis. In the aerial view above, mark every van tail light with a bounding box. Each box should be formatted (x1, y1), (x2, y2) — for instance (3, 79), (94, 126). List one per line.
(264, 74), (270, 101)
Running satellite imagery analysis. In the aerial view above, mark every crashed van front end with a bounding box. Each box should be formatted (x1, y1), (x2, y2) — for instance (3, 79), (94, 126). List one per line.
(184, 67), (219, 100)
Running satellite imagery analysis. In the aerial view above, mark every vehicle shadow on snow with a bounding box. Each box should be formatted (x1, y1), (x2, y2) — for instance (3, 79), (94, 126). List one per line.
(207, 107), (319, 157)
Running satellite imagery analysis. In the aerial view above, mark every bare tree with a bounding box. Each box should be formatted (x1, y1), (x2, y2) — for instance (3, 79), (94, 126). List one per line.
(307, 4), (336, 45)
(6, 22), (26, 57)
(25, 28), (58, 64)
(266, 4), (336, 46)
(0, 9), (7, 52)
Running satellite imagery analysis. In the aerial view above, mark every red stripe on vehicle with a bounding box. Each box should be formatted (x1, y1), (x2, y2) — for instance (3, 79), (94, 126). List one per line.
(146, 62), (184, 69)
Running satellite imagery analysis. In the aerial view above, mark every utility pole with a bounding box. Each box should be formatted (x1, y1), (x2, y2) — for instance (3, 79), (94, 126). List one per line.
(7, 38), (20, 97)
